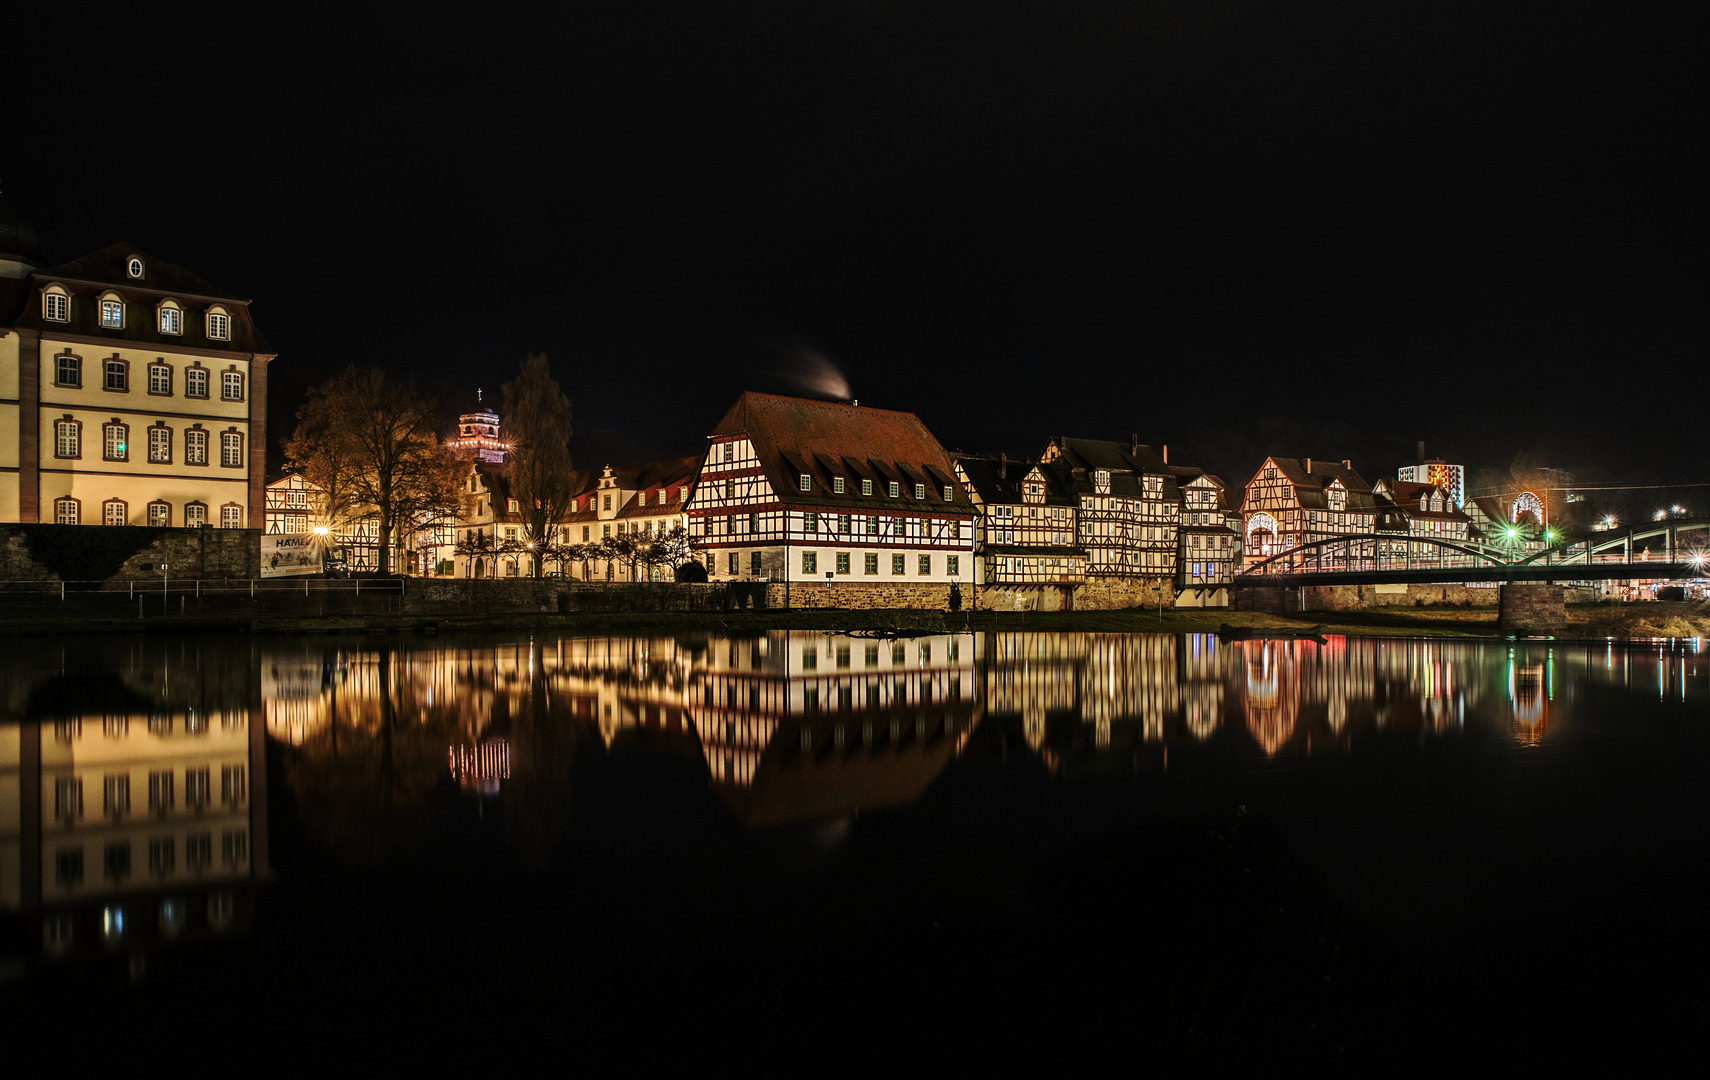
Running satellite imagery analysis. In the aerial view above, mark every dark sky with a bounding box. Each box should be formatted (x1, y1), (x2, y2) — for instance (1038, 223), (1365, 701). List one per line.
(7, 3), (1704, 487)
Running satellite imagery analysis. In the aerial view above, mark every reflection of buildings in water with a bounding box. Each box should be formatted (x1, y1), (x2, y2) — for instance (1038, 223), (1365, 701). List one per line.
(984, 632), (1181, 767)
(1181, 634), (1228, 740)
(1242, 640), (1301, 755)
(449, 740), (511, 797)
(1508, 648), (1551, 745)
(1, 666), (267, 968)
(692, 632), (980, 827)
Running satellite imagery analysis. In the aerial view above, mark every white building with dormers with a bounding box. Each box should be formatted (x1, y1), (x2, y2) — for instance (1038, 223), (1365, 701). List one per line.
(685, 392), (976, 596)
(1, 193), (270, 531)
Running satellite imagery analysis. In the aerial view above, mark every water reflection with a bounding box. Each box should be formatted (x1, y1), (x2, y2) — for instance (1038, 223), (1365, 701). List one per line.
(3, 630), (1706, 976)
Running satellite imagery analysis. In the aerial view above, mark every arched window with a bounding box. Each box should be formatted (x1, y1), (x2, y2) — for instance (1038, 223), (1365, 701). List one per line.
(148, 423), (173, 464)
(157, 299), (183, 336)
(206, 305), (231, 341)
(98, 292), (125, 329)
(147, 501), (171, 527)
(103, 421), (129, 462)
(103, 499), (128, 526)
(42, 284), (70, 322)
(54, 497), (81, 525)
(184, 503), (207, 528)
(220, 504), (243, 529)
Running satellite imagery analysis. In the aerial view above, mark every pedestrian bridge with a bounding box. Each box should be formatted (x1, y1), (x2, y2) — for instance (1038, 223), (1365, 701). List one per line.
(1233, 519), (1709, 588)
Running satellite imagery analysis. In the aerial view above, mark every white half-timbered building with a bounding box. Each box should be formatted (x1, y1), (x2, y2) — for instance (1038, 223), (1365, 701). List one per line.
(1040, 437), (1180, 581)
(1171, 468), (1240, 606)
(685, 392), (976, 587)
(1371, 478), (1471, 561)
(954, 454), (1085, 607)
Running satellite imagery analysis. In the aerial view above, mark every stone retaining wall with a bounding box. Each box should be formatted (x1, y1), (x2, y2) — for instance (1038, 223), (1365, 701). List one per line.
(1498, 583), (1567, 633)
(0, 524), (259, 583)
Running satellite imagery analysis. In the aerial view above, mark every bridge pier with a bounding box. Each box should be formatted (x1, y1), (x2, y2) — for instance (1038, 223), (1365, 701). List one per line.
(1498, 583), (1566, 634)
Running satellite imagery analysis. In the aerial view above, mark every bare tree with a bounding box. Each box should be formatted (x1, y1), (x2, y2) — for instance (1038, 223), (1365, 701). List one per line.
(286, 368), (465, 575)
(502, 353), (576, 578)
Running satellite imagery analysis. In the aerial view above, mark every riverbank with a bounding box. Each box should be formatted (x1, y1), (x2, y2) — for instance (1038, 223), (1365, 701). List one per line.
(1, 601), (1704, 639)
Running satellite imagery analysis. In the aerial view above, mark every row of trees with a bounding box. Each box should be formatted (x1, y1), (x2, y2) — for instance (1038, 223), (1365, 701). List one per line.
(285, 353), (701, 578)
(454, 524), (702, 580)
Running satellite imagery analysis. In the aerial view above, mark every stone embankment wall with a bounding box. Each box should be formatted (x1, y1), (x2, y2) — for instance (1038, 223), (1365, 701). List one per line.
(1497, 584), (1567, 633)
(0, 524), (259, 583)
(402, 579), (775, 615)
(1236, 581), (1596, 616)
(762, 581), (955, 610)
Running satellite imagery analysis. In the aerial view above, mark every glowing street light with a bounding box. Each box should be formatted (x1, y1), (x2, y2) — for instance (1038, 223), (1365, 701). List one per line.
(313, 525), (330, 535)
(1602, 515), (1618, 530)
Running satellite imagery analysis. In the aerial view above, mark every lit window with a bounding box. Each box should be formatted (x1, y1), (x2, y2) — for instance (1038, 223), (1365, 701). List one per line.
(55, 497), (80, 525)
(149, 363), (172, 394)
(105, 359), (128, 391)
(220, 505), (242, 529)
(103, 423), (128, 461)
(43, 289), (69, 321)
(55, 420), (80, 458)
(943, 485), (953, 501)
(104, 500), (127, 526)
(185, 367), (209, 397)
(207, 310), (230, 340)
(148, 501), (170, 527)
(100, 298), (124, 328)
(507, 498), (519, 513)
(148, 425), (171, 463)
(185, 429), (208, 465)
(158, 304), (182, 335)
(185, 504), (206, 527)
(221, 371), (243, 401)
(948, 555), (960, 576)
(56, 354), (81, 387)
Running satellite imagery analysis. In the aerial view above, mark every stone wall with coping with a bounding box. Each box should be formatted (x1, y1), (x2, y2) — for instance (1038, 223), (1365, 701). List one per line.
(0, 524), (259, 583)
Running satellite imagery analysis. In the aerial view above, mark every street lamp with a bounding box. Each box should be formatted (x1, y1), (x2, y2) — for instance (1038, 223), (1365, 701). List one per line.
(312, 526), (329, 535)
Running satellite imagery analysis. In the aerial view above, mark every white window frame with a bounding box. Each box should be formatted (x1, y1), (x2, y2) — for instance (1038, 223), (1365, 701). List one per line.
(103, 500), (127, 526)
(55, 498), (81, 525)
(206, 311), (231, 341)
(54, 420), (81, 459)
(185, 367), (209, 398)
(148, 425), (172, 463)
(103, 423), (129, 461)
(185, 503), (207, 528)
(185, 429), (209, 466)
(220, 505), (242, 529)
(158, 304), (182, 335)
(221, 370), (244, 401)
(43, 290), (69, 322)
(100, 298), (124, 329)
(148, 363), (172, 394)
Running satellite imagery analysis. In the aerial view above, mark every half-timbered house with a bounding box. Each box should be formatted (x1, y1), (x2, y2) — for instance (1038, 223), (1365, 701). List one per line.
(1171, 468), (1240, 606)
(1039, 437), (1179, 603)
(954, 454), (1085, 609)
(1239, 457), (1377, 569)
(1371, 478), (1471, 561)
(684, 393), (976, 597)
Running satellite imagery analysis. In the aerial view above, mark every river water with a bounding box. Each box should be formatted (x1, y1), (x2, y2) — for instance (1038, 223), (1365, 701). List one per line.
(2, 629), (1706, 1063)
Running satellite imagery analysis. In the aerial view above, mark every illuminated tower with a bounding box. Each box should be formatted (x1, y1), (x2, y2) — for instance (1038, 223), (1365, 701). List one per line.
(446, 390), (508, 463)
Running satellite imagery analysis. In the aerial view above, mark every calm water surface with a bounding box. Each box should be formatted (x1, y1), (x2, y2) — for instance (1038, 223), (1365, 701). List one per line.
(3, 629), (1707, 1062)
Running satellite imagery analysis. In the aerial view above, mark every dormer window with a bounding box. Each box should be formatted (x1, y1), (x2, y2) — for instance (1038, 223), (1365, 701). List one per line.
(943, 485), (954, 501)
(99, 295), (124, 329)
(158, 301), (182, 335)
(914, 483), (926, 500)
(206, 306), (231, 341)
(888, 481), (900, 498)
(42, 286), (69, 322)
(861, 479), (872, 496)
(1093, 469), (1110, 494)
(833, 477), (845, 494)
(798, 475), (812, 492)
(1419, 495), (1429, 511)
(127, 257), (144, 279)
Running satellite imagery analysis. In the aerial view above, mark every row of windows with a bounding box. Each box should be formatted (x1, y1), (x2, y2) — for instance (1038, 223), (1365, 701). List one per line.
(42, 286), (233, 341)
(52, 767), (247, 821)
(54, 497), (243, 528)
(720, 551), (962, 577)
(792, 474), (955, 501)
(53, 354), (244, 399)
(53, 419), (243, 466)
(52, 831), (248, 887)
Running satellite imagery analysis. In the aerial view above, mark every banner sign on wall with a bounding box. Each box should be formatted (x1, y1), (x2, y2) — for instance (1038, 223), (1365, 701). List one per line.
(261, 533), (326, 577)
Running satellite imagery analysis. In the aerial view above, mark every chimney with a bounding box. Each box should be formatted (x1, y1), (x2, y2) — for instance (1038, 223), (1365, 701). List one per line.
(1304, 457), (1312, 473)
(1162, 444), (1169, 464)
(1130, 433), (1139, 456)
(1343, 459), (1352, 469)
(1417, 440), (1426, 464)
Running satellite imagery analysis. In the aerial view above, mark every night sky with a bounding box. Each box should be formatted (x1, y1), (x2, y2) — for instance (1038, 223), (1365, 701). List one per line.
(7, 3), (1704, 487)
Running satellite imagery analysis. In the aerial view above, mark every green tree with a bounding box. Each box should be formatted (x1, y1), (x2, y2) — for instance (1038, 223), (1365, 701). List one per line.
(286, 368), (466, 575)
(501, 353), (576, 578)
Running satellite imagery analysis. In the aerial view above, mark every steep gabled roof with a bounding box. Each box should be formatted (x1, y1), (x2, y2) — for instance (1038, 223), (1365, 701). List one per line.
(1044, 436), (1178, 501)
(954, 454), (1077, 507)
(708, 391), (973, 512)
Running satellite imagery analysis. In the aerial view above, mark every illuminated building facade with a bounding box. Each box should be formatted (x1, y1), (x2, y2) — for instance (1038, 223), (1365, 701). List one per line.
(444, 397), (508, 463)
(1371, 478), (1473, 558)
(1040, 437), (1180, 580)
(1398, 460), (1465, 509)
(686, 392), (976, 589)
(954, 454), (1086, 608)
(0, 193), (271, 530)
(1239, 456), (1377, 567)
(561, 457), (699, 581)
(1171, 468), (1241, 606)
